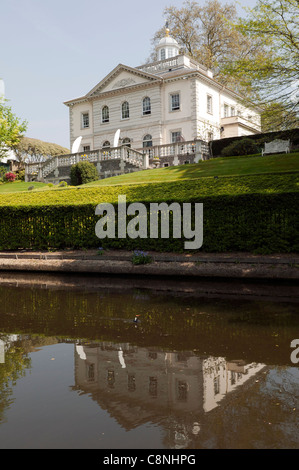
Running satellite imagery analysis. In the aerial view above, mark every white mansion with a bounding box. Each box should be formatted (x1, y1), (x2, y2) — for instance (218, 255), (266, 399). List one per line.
(64, 27), (261, 155)
(25, 27), (262, 182)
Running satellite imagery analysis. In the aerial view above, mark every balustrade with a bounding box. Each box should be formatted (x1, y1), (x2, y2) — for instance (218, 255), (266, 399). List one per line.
(25, 140), (209, 181)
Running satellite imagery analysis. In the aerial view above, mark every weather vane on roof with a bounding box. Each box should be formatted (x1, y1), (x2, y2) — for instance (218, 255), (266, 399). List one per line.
(165, 21), (170, 37)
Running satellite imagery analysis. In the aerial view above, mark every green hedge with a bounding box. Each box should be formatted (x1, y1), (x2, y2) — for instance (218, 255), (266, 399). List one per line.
(0, 192), (298, 253)
(211, 128), (299, 158)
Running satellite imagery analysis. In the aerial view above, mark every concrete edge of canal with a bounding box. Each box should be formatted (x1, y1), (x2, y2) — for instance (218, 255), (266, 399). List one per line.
(0, 250), (298, 280)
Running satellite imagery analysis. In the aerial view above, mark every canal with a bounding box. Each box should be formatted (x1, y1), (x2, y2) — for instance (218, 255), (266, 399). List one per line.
(0, 272), (298, 449)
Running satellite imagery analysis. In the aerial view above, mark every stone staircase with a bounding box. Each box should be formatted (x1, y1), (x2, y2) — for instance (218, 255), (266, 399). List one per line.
(25, 140), (209, 184)
(25, 146), (148, 183)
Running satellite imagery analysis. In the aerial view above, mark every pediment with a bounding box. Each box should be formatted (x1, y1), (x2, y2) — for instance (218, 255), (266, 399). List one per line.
(87, 64), (162, 97)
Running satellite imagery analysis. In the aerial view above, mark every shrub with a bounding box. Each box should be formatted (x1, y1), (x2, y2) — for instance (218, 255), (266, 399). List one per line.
(58, 181), (68, 187)
(47, 183), (54, 187)
(17, 170), (25, 181)
(5, 172), (16, 182)
(0, 166), (7, 182)
(70, 162), (99, 186)
(28, 185), (35, 191)
(221, 138), (260, 157)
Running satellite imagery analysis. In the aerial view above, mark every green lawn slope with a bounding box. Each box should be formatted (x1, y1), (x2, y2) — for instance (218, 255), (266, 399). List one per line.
(82, 152), (299, 187)
(0, 153), (297, 207)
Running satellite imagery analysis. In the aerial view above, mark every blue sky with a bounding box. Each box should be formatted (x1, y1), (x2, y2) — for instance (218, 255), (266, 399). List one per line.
(1, 0), (258, 149)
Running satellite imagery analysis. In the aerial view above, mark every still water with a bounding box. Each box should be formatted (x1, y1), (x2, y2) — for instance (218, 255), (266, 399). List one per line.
(0, 272), (298, 449)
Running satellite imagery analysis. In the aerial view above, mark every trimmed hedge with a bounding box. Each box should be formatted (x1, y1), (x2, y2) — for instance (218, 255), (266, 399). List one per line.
(0, 192), (298, 254)
(211, 128), (299, 158)
(221, 138), (260, 157)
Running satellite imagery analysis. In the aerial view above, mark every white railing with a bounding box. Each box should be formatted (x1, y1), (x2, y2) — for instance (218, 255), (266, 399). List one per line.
(25, 140), (209, 180)
(26, 163), (39, 176)
(137, 57), (179, 74)
(25, 146), (147, 180)
(137, 140), (207, 158)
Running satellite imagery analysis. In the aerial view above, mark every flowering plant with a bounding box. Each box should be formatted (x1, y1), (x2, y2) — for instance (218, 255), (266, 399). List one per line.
(132, 250), (152, 265)
(5, 172), (16, 182)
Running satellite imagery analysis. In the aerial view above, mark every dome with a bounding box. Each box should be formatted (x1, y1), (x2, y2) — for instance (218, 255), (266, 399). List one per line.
(158, 35), (179, 47)
(156, 27), (180, 61)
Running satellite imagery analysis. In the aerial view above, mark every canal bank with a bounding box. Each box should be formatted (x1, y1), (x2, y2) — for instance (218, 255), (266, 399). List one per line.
(0, 249), (298, 280)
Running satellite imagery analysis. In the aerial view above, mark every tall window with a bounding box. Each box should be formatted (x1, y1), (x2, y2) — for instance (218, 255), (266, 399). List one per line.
(143, 134), (152, 148)
(171, 93), (180, 111)
(122, 101), (129, 119)
(171, 131), (182, 143)
(82, 112), (89, 128)
(176, 380), (188, 402)
(214, 376), (220, 395)
(160, 48), (166, 60)
(102, 105), (109, 123)
(142, 97), (151, 115)
(224, 104), (229, 118)
(231, 106), (235, 116)
(207, 95), (213, 114)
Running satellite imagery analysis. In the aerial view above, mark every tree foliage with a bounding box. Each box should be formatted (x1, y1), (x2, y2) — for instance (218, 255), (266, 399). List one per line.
(224, 0), (299, 130)
(70, 161), (99, 186)
(13, 136), (69, 163)
(0, 99), (27, 160)
(150, 0), (264, 93)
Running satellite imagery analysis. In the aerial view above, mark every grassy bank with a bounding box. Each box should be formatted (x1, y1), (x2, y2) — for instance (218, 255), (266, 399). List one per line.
(82, 152), (299, 187)
(0, 172), (297, 207)
(0, 152), (298, 196)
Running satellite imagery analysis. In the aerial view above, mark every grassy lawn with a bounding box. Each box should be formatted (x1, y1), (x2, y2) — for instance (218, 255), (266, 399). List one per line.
(0, 181), (48, 193)
(82, 152), (299, 187)
(0, 152), (297, 202)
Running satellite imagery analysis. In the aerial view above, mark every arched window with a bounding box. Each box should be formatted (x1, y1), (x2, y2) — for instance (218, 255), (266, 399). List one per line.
(102, 106), (109, 123)
(160, 48), (166, 60)
(122, 101), (129, 119)
(102, 141), (110, 148)
(143, 97), (151, 115)
(143, 134), (152, 148)
(122, 137), (131, 148)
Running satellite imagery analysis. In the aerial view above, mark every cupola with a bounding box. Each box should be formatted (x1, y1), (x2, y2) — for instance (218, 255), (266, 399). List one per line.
(156, 23), (180, 61)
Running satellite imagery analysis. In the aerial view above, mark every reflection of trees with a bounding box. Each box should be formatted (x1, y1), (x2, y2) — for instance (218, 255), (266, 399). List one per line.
(0, 284), (298, 365)
(0, 336), (31, 423)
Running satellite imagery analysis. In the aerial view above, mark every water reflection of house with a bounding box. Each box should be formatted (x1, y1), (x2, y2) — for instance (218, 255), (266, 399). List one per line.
(74, 342), (265, 432)
(202, 357), (265, 412)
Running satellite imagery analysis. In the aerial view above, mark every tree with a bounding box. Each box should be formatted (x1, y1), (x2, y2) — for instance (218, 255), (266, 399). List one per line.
(150, 0), (263, 93)
(70, 161), (99, 186)
(13, 136), (69, 163)
(0, 99), (27, 160)
(224, 0), (299, 130)
(261, 102), (299, 132)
